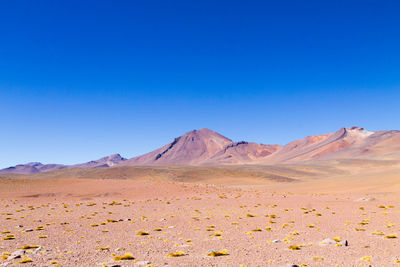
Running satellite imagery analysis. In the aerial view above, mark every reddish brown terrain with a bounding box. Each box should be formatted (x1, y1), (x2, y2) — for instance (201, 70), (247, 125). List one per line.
(121, 128), (233, 166)
(2, 127), (400, 174)
(1, 127), (400, 266)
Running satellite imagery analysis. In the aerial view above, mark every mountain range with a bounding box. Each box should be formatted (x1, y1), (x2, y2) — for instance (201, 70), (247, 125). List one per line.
(2, 127), (400, 174)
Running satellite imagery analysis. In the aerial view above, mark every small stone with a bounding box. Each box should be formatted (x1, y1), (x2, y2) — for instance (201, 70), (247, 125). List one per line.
(25, 229), (34, 232)
(272, 239), (281, 243)
(356, 197), (375, 202)
(33, 246), (42, 254)
(320, 238), (336, 246)
(340, 240), (349, 246)
(10, 249), (25, 259)
(135, 261), (151, 266)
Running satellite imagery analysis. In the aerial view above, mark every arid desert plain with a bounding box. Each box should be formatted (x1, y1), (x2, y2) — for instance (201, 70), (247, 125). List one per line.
(1, 161), (400, 267)
(1, 128), (400, 266)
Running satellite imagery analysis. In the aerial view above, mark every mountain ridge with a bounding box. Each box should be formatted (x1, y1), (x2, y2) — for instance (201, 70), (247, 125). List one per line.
(2, 127), (400, 174)
(0, 153), (126, 175)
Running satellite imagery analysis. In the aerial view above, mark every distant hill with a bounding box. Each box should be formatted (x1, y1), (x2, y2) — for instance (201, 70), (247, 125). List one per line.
(0, 154), (126, 174)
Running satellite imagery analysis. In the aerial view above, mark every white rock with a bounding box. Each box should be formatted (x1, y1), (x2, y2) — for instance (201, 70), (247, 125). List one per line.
(356, 197), (375, 202)
(319, 238), (336, 246)
(10, 249), (25, 259)
(135, 261), (151, 266)
(33, 246), (42, 254)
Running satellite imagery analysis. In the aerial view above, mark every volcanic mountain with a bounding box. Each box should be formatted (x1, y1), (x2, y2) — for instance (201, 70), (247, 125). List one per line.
(121, 128), (233, 165)
(1, 127), (400, 174)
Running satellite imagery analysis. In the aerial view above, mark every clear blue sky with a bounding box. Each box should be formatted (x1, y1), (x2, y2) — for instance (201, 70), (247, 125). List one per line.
(0, 0), (399, 168)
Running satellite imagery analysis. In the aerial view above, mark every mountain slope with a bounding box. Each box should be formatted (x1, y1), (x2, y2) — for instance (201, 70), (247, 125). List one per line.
(203, 141), (282, 165)
(1, 126), (400, 174)
(257, 127), (400, 164)
(121, 128), (233, 165)
(72, 154), (127, 168)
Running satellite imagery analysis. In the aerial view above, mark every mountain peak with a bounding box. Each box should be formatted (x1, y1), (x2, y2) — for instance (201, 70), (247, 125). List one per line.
(344, 126), (374, 137)
(107, 153), (126, 160)
(184, 128), (230, 138)
(123, 128), (232, 165)
(348, 126), (364, 131)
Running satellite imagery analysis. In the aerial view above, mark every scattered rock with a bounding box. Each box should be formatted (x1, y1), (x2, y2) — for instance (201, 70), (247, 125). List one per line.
(272, 239), (281, 243)
(135, 261), (151, 266)
(340, 240), (349, 246)
(319, 238), (336, 246)
(10, 250), (25, 259)
(356, 197), (376, 202)
(33, 246), (42, 254)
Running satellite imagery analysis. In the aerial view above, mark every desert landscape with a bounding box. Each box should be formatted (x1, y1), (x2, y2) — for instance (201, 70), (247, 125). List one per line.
(2, 0), (399, 265)
(1, 128), (400, 266)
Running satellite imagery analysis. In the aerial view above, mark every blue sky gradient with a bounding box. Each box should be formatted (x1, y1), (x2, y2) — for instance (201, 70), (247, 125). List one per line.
(0, 0), (399, 168)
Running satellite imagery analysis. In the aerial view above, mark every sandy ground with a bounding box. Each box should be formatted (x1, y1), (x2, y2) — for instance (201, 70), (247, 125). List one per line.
(1, 162), (400, 266)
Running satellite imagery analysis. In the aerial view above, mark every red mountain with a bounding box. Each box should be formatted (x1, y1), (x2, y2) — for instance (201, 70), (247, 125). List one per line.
(121, 128), (232, 165)
(1, 127), (400, 174)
